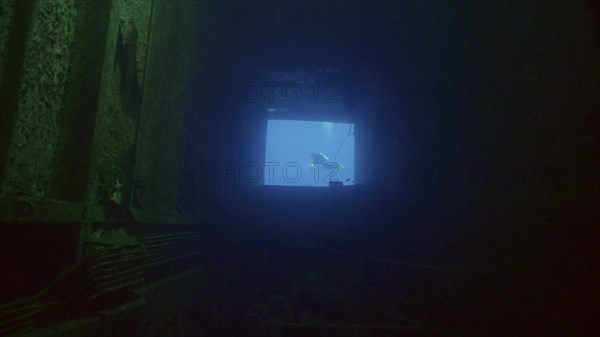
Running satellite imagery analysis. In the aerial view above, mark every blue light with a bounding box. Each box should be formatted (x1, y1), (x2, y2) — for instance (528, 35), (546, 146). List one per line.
(265, 119), (354, 187)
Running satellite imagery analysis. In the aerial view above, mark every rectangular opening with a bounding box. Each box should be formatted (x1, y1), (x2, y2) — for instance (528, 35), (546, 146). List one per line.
(265, 119), (354, 187)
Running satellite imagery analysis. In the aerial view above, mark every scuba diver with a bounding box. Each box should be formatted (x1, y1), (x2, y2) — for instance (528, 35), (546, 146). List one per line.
(309, 152), (344, 170)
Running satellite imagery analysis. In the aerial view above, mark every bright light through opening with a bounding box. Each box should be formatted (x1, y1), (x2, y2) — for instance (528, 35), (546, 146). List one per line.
(265, 119), (355, 187)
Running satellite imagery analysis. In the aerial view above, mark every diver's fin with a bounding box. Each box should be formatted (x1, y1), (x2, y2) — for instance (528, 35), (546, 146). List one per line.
(325, 162), (344, 171)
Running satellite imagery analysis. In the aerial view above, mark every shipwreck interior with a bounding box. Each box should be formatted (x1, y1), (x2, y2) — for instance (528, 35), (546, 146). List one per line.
(1, 1), (599, 336)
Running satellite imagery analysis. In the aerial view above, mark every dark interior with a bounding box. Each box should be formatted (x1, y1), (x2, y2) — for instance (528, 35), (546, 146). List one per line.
(0, 1), (599, 336)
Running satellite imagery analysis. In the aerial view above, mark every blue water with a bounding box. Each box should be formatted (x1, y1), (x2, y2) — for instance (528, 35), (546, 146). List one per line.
(265, 120), (354, 186)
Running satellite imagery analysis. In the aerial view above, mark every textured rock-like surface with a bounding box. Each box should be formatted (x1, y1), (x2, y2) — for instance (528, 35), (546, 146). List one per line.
(1, 0), (77, 197)
(81, 0), (152, 216)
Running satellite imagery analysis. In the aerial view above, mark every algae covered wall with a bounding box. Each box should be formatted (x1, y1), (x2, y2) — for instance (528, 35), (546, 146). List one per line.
(1, 0), (78, 197)
(0, 0), (201, 303)
(0, 0), (199, 224)
(82, 0), (153, 218)
(84, 0), (199, 223)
